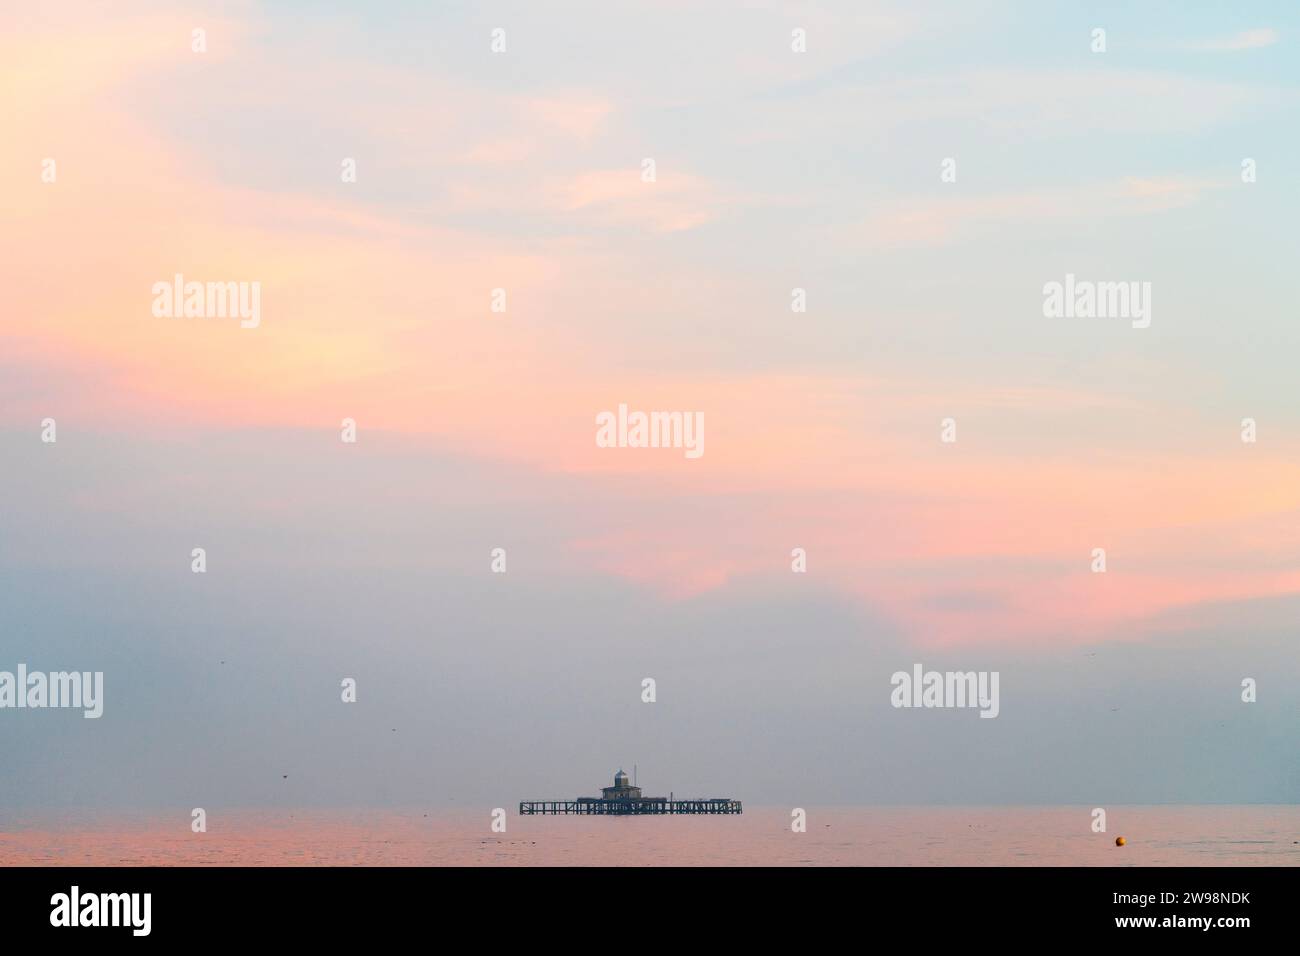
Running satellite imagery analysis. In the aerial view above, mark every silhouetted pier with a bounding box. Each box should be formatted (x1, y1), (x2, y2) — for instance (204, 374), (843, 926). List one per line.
(520, 769), (742, 815)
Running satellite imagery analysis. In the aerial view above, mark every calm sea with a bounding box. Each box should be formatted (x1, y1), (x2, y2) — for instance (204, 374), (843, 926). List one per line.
(1, 806), (1296, 866)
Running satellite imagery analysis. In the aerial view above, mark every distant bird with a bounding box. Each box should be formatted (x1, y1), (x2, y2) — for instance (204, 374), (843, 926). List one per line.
(282, 774), (288, 780)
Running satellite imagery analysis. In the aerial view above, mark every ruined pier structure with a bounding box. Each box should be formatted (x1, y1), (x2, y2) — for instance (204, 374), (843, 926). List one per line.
(519, 769), (742, 815)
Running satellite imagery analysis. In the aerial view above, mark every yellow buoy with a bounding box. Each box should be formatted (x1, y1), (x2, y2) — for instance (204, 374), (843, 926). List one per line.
(1115, 836), (1126, 846)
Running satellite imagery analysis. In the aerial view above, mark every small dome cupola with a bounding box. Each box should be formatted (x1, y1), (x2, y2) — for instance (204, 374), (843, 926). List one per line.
(614, 769), (629, 787)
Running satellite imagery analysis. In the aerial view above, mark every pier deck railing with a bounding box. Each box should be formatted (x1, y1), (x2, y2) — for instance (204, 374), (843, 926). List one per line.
(518, 799), (742, 815)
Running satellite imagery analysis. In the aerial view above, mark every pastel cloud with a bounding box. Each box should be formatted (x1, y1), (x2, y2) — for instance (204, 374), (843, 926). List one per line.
(840, 176), (1225, 248)
(551, 168), (733, 232)
(5, 1), (1299, 657)
(1184, 28), (1279, 51)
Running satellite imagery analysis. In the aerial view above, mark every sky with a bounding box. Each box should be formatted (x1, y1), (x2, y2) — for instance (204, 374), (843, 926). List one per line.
(1, 1), (1298, 810)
